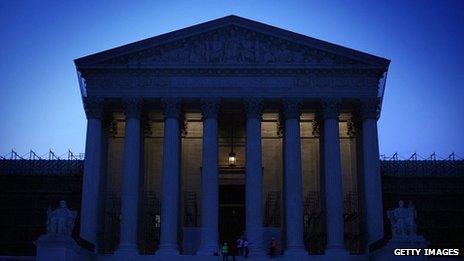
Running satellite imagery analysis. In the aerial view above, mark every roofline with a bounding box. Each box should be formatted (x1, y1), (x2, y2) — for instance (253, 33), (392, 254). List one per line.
(75, 15), (390, 68)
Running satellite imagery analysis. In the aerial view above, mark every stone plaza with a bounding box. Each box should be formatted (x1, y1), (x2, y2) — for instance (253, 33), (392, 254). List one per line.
(40, 15), (393, 260)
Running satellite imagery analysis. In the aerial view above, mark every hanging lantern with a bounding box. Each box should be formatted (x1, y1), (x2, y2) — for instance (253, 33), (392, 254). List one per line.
(228, 122), (237, 168)
(228, 151), (236, 167)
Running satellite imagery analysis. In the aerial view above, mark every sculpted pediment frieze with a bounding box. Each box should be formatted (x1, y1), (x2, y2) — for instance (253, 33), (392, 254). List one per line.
(97, 25), (366, 67)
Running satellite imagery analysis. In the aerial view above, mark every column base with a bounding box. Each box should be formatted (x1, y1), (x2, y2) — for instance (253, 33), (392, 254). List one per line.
(196, 244), (219, 256)
(156, 243), (180, 255)
(284, 246), (307, 257)
(247, 248), (267, 258)
(114, 243), (138, 256)
(113, 244), (140, 261)
(325, 246), (350, 260)
(247, 227), (266, 258)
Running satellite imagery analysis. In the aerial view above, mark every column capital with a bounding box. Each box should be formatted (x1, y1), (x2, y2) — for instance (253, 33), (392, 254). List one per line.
(320, 98), (340, 120)
(123, 97), (143, 119)
(162, 98), (182, 119)
(200, 98), (221, 120)
(358, 97), (380, 120)
(142, 115), (153, 138)
(281, 98), (302, 120)
(244, 98), (263, 119)
(103, 116), (119, 137)
(83, 97), (104, 119)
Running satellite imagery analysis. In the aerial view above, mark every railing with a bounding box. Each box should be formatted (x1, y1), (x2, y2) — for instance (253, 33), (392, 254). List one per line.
(99, 191), (161, 254)
(303, 191), (324, 254)
(343, 192), (362, 254)
(0, 150), (84, 175)
(139, 191), (161, 254)
(264, 191), (280, 227)
(303, 191), (362, 254)
(183, 191), (198, 227)
(100, 192), (120, 254)
(1, 149), (84, 160)
(3, 150), (461, 178)
(380, 153), (464, 177)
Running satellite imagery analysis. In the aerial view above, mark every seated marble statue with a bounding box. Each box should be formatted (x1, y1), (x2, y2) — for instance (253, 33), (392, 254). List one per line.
(46, 200), (77, 236)
(387, 200), (418, 238)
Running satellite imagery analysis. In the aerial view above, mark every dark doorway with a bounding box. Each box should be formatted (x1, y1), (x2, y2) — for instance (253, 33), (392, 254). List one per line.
(219, 185), (245, 246)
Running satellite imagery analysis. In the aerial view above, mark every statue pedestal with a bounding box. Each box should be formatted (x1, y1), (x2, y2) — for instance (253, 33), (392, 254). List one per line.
(372, 236), (428, 261)
(35, 234), (92, 261)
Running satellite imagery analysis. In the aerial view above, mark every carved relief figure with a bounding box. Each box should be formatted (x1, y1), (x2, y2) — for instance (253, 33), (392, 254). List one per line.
(240, 33), (257, 62)
(175, 41), (190, 63)
(292, 48), (306, 63)
(276, 43), (292, 63)
(258, 40), (274, 63)
(225, 28), (242, 62)
(99, 26), (362, 66)
(207, 33), (224, 63)
(189, 38), (206, 63)
(153, 47), (168, 63)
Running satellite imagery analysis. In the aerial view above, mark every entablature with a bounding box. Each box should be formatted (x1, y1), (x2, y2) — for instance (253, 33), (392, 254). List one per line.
(80, 68), (383, 100)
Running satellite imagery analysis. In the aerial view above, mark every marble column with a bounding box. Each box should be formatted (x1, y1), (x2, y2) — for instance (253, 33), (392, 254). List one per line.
(116, 97), (142, 254)
(197, 98), (220, 255)
(157, 98), (182, 255)
(359, 98), (384, 249)
(282, 99), (306, 256)
(321, 98), (348, 256)
(244, 98), (265, 256)
(80, 98), (104, 246)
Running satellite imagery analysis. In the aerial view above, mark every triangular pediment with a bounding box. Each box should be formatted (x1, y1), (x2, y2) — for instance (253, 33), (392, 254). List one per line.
(75, 16), (389, 68)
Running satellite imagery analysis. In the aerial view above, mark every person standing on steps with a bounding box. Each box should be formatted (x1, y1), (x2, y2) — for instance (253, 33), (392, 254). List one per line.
(237, 235), (244, 256)
(229, 240), (237, 261)
(222, 243), (229, 261)
(243, 238), (249, 258)
(269, 237), (276, 258)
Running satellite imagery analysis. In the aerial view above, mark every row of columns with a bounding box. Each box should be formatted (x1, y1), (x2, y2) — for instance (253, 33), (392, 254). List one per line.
(81, 97), (383, 256)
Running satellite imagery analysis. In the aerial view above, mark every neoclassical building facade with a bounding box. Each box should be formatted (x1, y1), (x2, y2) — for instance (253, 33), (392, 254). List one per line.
(75, 16), (389, 259)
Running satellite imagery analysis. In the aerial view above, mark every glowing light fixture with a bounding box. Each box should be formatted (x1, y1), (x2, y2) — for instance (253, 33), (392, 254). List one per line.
(228, 151), (236, 167)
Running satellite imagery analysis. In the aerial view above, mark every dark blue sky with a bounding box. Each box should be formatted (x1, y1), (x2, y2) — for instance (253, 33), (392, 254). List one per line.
(1, 0), (463, 158)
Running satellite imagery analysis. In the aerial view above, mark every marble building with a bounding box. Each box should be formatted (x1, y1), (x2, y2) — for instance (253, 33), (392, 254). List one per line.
(74, 15), (389, 260)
